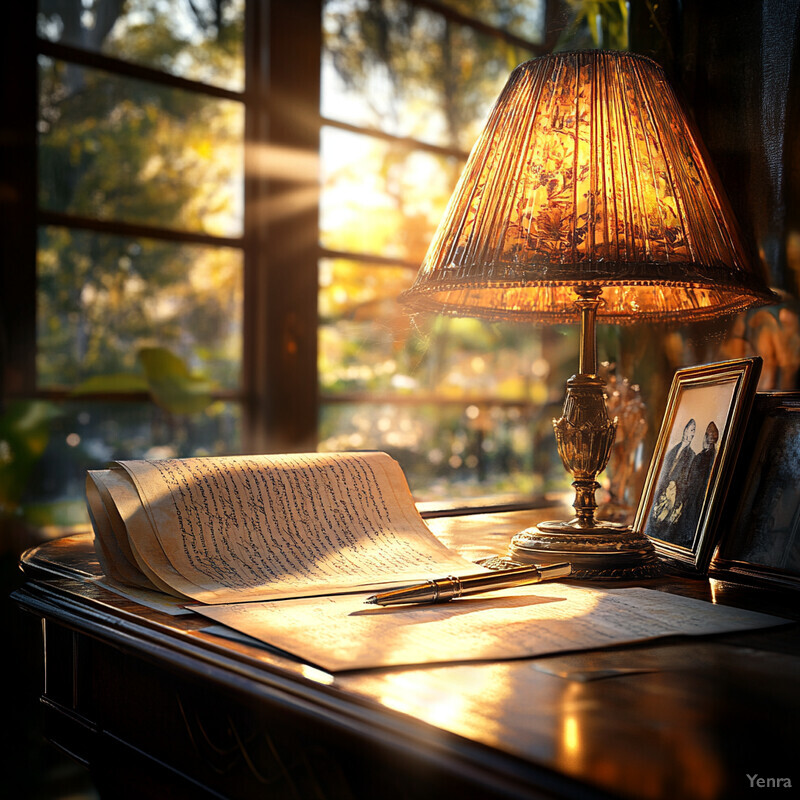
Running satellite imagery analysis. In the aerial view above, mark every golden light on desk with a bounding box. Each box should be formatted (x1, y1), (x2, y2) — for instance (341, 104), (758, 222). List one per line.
(400, 51), (774, 579)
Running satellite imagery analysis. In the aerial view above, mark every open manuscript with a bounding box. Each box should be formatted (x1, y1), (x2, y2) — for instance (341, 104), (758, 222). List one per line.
(86, 451), (483, 604)
(86, 450), (788, 670)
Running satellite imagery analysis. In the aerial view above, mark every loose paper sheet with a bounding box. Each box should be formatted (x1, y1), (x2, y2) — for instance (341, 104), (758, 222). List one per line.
(193, 585), (787, 671)
(87, 452), (481, 604)
(93, 579), (195, 616)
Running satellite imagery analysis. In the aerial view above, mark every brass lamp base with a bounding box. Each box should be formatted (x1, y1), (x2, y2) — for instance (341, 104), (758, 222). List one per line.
(507, 519), (661, 581)
(481, 285), (662, 581)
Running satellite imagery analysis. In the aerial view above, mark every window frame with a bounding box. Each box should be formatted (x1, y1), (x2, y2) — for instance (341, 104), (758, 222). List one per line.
(2, 0), (323, 457)
(315, 1), (556, 477)
(2, 0), (561, 482)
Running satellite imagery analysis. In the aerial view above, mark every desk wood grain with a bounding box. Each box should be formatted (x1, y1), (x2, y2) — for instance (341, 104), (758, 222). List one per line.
(12, 509), (800, 800)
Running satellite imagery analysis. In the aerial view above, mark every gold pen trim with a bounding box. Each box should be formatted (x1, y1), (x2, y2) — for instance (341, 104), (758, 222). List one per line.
(365, 562), (572, 606)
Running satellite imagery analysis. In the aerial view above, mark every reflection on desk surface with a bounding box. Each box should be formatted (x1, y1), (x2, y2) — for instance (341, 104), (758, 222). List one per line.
(14, 519), (800, 800)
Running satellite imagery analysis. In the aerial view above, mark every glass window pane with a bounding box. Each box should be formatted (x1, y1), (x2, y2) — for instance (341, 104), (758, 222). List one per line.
(319, 258), (418, 394)
(319, 401), (568, 502)
(320, 127), (460, 262)
(38, 58), (244, 237)
(438, 0), (546, 44)
(37, 227), (243, 390)
(320, 259), (576, 401)
(318, 4), (586, 504)
(11, 399), (242, 529)
(37, 0), (245, 92)
(322, 0), (533, 150)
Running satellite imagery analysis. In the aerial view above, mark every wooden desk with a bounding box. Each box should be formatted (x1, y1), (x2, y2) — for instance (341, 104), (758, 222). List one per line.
(12, 509), (800, 800)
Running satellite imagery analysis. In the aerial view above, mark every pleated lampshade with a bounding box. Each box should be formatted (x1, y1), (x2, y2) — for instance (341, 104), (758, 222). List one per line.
(400, 50), (774, 324)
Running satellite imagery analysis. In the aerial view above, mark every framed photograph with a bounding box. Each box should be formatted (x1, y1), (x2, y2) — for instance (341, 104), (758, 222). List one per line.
(709, 393), (800, 590)
(633, 357), (762, 574)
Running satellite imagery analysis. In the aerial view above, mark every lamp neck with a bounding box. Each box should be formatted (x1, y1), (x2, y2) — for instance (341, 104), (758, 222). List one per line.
(575, 287), (602, 377)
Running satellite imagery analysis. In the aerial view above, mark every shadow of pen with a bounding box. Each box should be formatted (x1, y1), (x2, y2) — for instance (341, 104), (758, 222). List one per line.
(349, 593), (566, 617)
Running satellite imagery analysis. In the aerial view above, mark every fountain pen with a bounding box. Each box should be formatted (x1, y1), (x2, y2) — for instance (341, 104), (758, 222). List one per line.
(364, 562), (571, 606)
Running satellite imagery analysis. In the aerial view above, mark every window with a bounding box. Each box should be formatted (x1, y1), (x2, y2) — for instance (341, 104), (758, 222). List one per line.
(318, 1), (573, 504)
(4, 1), (271, 529)
(3, 1), (648, 534)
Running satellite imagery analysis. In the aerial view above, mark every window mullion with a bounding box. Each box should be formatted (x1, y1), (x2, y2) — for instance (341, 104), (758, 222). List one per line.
(243, 0), (322, 454)
(37, 210), (244, 250)
(36, 37), (244, 103)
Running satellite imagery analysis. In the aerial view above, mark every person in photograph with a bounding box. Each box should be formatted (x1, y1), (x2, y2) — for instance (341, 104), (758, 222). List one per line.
(660, 418), (696, 495)
(647, 418), (696, 541)
(646, 418), (696, 540)
(648, 478), (684, 540)
(672, 421), (719, 547)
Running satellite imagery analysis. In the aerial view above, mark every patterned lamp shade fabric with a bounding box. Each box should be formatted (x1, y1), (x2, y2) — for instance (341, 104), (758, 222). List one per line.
(401, 50), (774, 324)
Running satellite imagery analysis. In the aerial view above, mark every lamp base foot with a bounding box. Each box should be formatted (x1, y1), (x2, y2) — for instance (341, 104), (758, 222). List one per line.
(486, 520), (661, 580)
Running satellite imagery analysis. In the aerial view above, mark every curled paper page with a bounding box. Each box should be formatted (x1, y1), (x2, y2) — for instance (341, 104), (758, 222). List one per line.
(87, 451), (481, 604)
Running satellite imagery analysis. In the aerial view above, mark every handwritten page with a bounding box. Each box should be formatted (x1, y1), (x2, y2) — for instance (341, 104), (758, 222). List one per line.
(193, 585), (788, 671)
(87, 452), (480, 604)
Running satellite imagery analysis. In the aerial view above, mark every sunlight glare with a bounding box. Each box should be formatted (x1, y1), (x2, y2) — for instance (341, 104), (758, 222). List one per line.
(300, 664), (335, 685)
(249, 186), (321, 223)
(248, 142), (320, 182)
(377, 668), (504, 737)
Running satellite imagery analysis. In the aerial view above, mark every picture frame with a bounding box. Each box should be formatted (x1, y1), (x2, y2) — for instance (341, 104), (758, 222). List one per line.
(632, 357), (762, 575)
(709, 392), (800, 591)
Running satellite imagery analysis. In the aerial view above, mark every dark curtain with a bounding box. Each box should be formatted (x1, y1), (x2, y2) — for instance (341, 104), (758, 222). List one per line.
(631, 0), (800, 391)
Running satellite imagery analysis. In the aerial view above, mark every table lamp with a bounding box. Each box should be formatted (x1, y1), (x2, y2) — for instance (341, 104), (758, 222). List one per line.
(400, 51), (774, 579)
